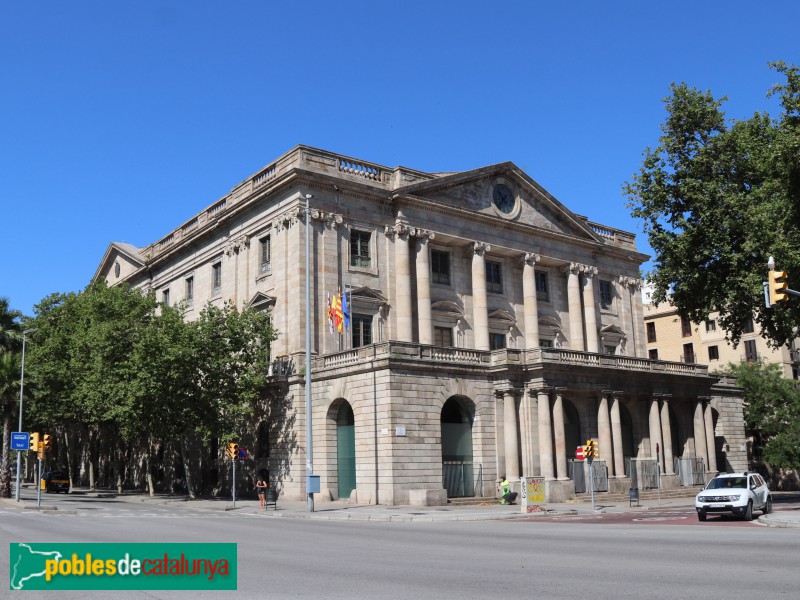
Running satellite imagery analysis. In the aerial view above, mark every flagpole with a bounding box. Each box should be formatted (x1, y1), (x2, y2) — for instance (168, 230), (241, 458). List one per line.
(305, 193), (314, 513)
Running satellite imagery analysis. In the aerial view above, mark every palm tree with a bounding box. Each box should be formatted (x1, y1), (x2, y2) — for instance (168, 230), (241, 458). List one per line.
(0, 351), (21, 497)
(0, 297), (22, 352)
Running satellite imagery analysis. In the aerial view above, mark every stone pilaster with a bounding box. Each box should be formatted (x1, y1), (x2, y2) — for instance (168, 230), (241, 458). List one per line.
(703, 400), (718, 473)
(649, 397), (664, 469)
(610, 394), (625, 478)
(413, 229), (434, 345)
(693, 399), (709, 467)
(502, 390), (520, 480)
(619, 276), (641, 357)
(553, 388), (568, 480)
(582, 265), (599, 353)
(392, 223), (412, 342)
(565, 263), (584, 351)
(660, 396), (675, 475)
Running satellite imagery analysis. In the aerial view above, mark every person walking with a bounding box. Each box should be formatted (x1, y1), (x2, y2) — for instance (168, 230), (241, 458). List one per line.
(256, 476), (268, 510)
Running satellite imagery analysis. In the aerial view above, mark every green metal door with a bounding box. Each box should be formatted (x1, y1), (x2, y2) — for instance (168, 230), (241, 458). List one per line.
(337, 403), (356, 499)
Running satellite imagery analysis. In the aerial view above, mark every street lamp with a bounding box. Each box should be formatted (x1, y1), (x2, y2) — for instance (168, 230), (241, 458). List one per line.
(15, 328), (37, 502)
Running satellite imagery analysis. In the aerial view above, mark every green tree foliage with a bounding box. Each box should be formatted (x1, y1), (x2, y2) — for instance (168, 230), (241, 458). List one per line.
(720, 360), (800, 468)
(625, 61), (800, 348)
(0, 297), (24, 497)
(27, 281), (275, 495)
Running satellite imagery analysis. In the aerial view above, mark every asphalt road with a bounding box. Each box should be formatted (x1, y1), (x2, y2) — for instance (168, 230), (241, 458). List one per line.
(1, 498), (797, 600)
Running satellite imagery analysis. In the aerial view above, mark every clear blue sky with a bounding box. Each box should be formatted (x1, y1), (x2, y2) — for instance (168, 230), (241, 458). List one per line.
(2, 1), (798, 317)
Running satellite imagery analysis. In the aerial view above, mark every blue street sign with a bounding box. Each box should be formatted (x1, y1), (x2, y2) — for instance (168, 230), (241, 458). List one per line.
(11, 432), (29, 451)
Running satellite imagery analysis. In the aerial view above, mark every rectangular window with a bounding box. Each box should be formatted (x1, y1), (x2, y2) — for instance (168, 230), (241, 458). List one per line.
(489, 332), (506, 350)
(646, 322), (656, 343)
(162, 289), (170, 306)
(708, 345), (719, 360)
(259, 236), (271, 274)
(434, 326), (453, 347)
(603, 344), (617, 355)
(431, 250), (450, 285)
(705, 319), (716, 333)
(681, 316), (692, 337)
(352, 314), (373, 348)
(350, 230), (371, 268)
(539, 339), (553, 348)
(648, 349), (659, 360)
(535, 271), (549, 302)
(185, 277), (194, 308)
(212, 262), (222, 296)
(486, 261), (502, 294)
(599, 280), (613, 309)
(744, 340), (758, 362)
(683, 342), (695, 364)
(743, 318), (755, 334)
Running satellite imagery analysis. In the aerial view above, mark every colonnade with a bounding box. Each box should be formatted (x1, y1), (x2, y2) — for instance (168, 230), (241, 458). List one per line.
(388, 225), (641, 354)
(498, 389), (718, 482)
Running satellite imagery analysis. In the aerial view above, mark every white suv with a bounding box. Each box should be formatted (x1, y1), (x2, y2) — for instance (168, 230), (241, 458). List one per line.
(695, 472), (772, 521)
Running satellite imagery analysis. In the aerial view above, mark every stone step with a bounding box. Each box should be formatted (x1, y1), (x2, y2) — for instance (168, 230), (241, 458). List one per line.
(447, 496), (498, 505)
(574, 488), (700, 503)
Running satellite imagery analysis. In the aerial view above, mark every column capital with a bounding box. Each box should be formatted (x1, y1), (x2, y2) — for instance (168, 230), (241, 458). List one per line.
(618, 275), (641, 289)
(528, 387), (552, 397)
(470, 241), (491, 257)
(523, 252), (541, 267)
(310, 209), (344, 228)
(224, 234), (250, 257)
(408, 227), (435, 241)
(384, 222), (412, 239)
(562, 262), (597, 276)
(495, 388), (521, 399)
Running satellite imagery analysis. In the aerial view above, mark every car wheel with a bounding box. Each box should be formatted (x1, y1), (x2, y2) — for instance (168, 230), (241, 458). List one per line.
(698, 511), (707, 522)
(764, 497), (772, 515)
(744, 501), (753, 521)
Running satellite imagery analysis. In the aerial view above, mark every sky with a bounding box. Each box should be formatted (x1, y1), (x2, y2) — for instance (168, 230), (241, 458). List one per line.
(2, 1), (798, 317)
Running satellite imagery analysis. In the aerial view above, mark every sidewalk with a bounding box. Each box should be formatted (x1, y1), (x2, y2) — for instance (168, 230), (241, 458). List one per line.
(5, 487), (799, 527)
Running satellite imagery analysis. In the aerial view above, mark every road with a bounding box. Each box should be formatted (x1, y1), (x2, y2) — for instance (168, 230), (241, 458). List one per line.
(1, 492), (798, 599)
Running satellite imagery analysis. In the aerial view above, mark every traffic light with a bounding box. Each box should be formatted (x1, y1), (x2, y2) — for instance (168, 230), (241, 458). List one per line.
(29, 432), (40, 454)
(585, 439), (598, 459)
(40, 434), (53, 458)
(769, 269), (789, 305)
(226, 442), (239, 459)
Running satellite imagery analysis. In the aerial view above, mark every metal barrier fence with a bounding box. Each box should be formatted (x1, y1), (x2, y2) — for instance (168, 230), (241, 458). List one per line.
(568, 459), (608, 493)
(676, 457), (706, 486)
(626, 458), (659, 489)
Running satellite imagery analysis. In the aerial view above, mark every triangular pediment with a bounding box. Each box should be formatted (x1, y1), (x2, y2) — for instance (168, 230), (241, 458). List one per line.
(247, 292), (276, 311)
(395, 163), (601, 242)
(94, 242), (145, 285)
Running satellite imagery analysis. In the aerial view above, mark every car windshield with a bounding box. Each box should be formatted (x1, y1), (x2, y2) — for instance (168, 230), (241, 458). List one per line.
(706, 477), (746, 489)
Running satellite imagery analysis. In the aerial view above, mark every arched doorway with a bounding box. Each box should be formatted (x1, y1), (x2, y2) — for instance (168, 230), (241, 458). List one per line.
(336, 402), (356, 500)
(563, 400), (581, 457)
(441, 397), (475, 498)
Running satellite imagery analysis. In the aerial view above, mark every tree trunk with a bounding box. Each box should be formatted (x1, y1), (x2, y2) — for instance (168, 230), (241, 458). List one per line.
(88, 428), (98, 492)
(146, 439), (155, 497)
(0, 410), (12, 498)
(63, 430), (74, 489)
(181, 435), (196, 500)
(115, 439), (124, 495)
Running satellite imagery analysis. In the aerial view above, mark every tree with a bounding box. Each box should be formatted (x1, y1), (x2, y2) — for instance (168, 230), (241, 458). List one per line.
(0, 297), (23, 497)
(719, 360), (800, 471)
(625, 61), (800, 348)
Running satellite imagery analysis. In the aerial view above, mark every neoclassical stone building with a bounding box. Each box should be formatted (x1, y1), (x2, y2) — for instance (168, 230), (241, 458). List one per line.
(95, 145), (746, 504)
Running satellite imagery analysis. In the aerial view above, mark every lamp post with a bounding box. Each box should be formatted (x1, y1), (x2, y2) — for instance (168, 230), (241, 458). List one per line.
(305, 193), (314, 513)
(15, 328), (37, 502)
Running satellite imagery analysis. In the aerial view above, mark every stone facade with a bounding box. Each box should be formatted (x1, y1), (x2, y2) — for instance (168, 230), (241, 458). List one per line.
(96, 145), (747, 504)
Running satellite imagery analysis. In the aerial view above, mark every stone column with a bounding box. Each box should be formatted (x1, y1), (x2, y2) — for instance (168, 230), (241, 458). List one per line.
(660, 396), (675, 475)
(522, 253), (540, 348)
(648, 398), (664, 470)
(537, 389), (555, 480)
(610, 394), (625, 478)
(394, 225), (412, 342)
(414, 230), (434, 345)
(693, 399), (709, 467)
(582, 266), (600, 353)
(598, 392), (614, 477)
(553, 389), (568, 480)
(565, 263), (584, 351)
(503, 390), (520, 480)
(471, 242), (490, 351)
(703, 400), (718, 473)
(619, 276), (641, 357)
